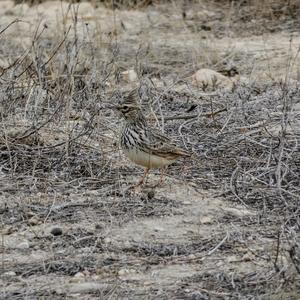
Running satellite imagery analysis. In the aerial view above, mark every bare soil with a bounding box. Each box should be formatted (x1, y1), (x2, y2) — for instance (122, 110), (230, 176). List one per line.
(1, 1), (300, 299)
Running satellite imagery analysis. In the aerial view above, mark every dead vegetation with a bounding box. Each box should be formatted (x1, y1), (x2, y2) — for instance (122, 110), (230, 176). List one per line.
(1, 0), (300, 299)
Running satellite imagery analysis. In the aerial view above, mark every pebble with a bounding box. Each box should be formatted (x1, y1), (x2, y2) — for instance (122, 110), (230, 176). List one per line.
(188, 254), (196, 260)
(74, 272), (85, 278)
(147, 190), (155, 199)
(154, 227), (165, 232)
(27, 211), (36, 218)
(242, 253), (253, 261)
(121, 69), (138, 82)
(95, 222), (105, 230)
(183, 201), (192, 205)
(103, 237), (112, 244)
(70, 272), (85, 283)
(118, 268), (129, 276)
(50, 227), (63, 236)
(200, 216), (213, 224)
(3, 271), (16, 276)
(123, 240), (131, 248)
(28, 216), (40, 226)
(16, 241), (30, 249)
(191, 68), (234, 91)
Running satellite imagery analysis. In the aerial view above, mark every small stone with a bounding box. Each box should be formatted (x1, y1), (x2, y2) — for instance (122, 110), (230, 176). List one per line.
(118, 268), (129, 276)
(74, 272), (85, 278)
(69, 272), (85, 283)
(28, 216), (39, 226)
(123, 240), (131, 248)
(95, 223), (104, 230)
(3, 271), (16, 276)
(82, 270), (91, 276)
(200, 216), (213, 224)
(121, 69), (138, 82)
(128, 269), (137, 274)
(50, 227), (63, 236)
(154, 227), (165, 232)
(242, 253), (253, 261)
(69, 278), (82, 284)
(27, 211), (36, 217)
(188, 254), (196, 260)
(16, 241), (30, 249)
(147, 190), (155, 199)
(190, 68), (234, 91)
(103, 237), (111, 244)
(183, 201), (192, 205)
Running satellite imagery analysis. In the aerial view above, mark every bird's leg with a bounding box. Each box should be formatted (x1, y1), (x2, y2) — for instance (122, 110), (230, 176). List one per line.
(133, 168), (150, 193)
(152, 166), (167, 187)
(159, 166), (167, 185)
(136, 168), (149, 187)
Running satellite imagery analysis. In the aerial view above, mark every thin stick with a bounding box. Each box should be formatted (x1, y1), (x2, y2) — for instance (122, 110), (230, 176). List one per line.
(206, 232), (229, 256)
(151, 108), (227, 122)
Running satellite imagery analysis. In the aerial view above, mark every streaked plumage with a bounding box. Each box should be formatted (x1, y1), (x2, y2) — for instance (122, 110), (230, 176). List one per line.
(115, 89), (191, 186)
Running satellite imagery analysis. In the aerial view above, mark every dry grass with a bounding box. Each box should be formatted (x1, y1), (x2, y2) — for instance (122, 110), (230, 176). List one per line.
(1, 0), (300, 299)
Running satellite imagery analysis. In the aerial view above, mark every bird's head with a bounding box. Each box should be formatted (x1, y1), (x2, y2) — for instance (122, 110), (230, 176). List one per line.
(114, 89), (142, 121)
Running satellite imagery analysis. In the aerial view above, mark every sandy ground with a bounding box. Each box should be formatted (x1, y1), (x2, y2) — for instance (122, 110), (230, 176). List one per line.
(1, 1), (300, 299)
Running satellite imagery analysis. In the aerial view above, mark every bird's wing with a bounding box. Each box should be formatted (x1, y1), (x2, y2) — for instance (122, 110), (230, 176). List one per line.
(140, 127), (191, 159)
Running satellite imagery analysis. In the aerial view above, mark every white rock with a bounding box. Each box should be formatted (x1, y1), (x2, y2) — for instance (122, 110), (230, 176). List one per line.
(16, 241), (30, 249)
(3, 271), (16, 276)
(191, 68), (234, 91)
(200, 216), (213, 224)
(103, 237), (112, 244)
(227, 255), (239, 263)
(118, 268), (129, 276)
(188, 254), (196, 260)
(154, 226), (165, 232)
(183, 201), (192, 205)
(28, 216), (40, 226)
(74, 272), (85, 278)
(123, 240), (131, 248)
(121, 69), (138, 82)
(242, 252), (253, 261)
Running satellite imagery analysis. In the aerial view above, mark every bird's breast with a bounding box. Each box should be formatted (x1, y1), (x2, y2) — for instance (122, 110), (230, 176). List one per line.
(123, 148), (175, 169)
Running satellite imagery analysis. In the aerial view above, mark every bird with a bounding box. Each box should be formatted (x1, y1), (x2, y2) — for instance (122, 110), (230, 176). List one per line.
(112, 89), (191, 188)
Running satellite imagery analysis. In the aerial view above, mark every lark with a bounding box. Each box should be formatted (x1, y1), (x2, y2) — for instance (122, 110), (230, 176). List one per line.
(113, 89), (191, 187)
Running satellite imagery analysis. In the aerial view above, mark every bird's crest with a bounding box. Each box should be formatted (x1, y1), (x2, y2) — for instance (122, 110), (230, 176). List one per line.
(120, 88), (140, 107)
(115, 88), (143, 121)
